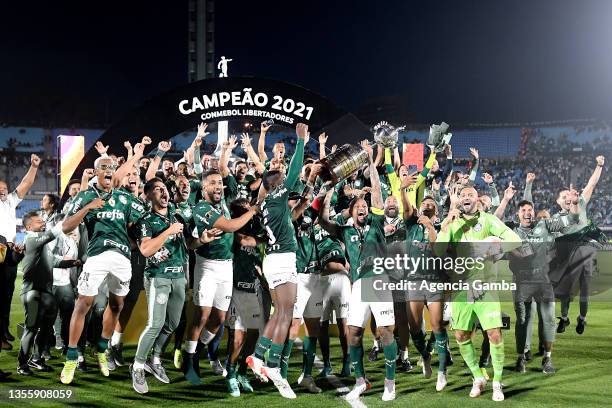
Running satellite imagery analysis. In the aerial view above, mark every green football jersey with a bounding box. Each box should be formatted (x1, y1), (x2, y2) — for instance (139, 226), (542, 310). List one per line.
(233, 242), (262, 293)
(137, 204), (188, 279)
(404, 217), (444, 282)
(174, 201), (194, 225)
(188, 179), (201, 205)
(296, 223), (317, 274)
(69, 186), (146, 259)
(261, 138), (304, 254)
(337, 214), (386, 282)
(224, 173), (251, 202)
(192, 199), (234, 260)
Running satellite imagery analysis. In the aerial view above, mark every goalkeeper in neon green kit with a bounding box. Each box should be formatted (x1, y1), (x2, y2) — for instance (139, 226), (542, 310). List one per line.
(435, 185), (521, 402)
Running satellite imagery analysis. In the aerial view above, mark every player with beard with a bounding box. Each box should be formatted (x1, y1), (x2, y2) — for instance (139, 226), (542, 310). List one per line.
(285, 165), (324, 394)
(401, 193), (450, 391)
(220, 135), (258, 202)
(382, 195), (413, 373)
(320, 140), (397, 402)
(224, 198), (265, 397)
(434, 185), (520, 401)
(107, 165), (148, 368)
(169, 175), (193, 368)
(508, 198), (579, 376)
(130, 178), (220, 393)
(60, 152), (147, 384)
(246, 123), (306, 399)
(182, 169), (258, 385)
(17, 212), (72, 375)
(551, 156), (605, 334)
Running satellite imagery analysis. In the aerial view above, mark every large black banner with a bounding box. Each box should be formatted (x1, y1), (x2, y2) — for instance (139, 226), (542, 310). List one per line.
(65, 76), (370, 200)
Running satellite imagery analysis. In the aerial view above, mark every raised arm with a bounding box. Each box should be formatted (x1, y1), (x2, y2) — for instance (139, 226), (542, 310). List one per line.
(284, 123), (307, 189)
(401, 173), (418, 220)
(468, 147), (479, 182)
(393, 146), (401, 170)
(482, 173), (500, 207)
(219, 135), (237, 178)
(318, 133), (328, 160)
(240, 133), (265, 174)
(15, 154), (41, 199)
(114, 140), (146, 185)
(581, 156), (605, 204)
(523, 172), (535, 202)
(494, 182), (516, 220)
(257, 122), (272, 163)
(362, 140), (383, 210)
(146, 141), (171, 181)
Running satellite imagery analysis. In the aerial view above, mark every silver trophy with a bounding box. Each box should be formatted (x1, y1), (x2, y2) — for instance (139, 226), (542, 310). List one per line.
(428, 121), (452, 153)
(372, 121), (405, 149)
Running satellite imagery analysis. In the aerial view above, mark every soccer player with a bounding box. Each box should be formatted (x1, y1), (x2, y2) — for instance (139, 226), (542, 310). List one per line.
(551, 156), (605, 334)
(509, 197), (579, 375)
(60, 152), (147, 385)
(434, 185), (521, 402)
(130, 178), (218, 393)
(182, 169), (258, 385)
(18, 212), (76, 374)
(320, 140), (398, 402)
(401, 192), (450, 391)
(107, 164), (148, 368)
(246, 123), (306, 399)
(287, 165), (324, 394)
(225, 198), (265, 397)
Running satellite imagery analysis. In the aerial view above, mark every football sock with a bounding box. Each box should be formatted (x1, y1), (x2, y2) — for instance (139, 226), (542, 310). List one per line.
(457, 339), (483, 379)
(383, 340), (398, 380)
(490, 341), (505, 382)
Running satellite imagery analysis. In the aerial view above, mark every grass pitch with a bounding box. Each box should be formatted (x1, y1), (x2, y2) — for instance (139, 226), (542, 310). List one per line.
(0, 277), (610, 407)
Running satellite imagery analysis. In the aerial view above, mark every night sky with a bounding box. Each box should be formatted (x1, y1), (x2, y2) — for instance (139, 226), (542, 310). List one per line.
(2, 0), (612, 127)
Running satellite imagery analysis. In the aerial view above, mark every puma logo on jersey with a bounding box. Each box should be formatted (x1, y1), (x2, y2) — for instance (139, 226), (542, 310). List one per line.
(97, 210), (125, 221)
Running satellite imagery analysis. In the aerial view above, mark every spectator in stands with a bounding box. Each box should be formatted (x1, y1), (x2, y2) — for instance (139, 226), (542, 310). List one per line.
(0, 154), (41, 350)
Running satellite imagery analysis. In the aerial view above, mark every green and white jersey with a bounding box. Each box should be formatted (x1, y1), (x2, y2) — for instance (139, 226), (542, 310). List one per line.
(188, 179), (202, 205)
(192, 199), (234, 260)
(261, 138), (304, 255)
(137, 203), (188, 279)
(404, 217), (444, 282)
(224, 173), (251, 202)
(337, 213), (386, 282)
(69, 186), (146, 259)
(233, 243), (262, 293)
(296, 222), (317, 274)
(174, 201), (194, 225)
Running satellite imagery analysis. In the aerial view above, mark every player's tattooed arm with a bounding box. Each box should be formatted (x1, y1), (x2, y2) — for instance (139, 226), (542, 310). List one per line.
(362, 140), (384, 210)
(319, 189), (340, 237)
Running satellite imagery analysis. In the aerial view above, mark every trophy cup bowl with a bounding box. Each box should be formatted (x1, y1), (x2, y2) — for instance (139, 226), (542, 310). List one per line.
(319, 144), (369, 184)
(373, 124), (400, 148)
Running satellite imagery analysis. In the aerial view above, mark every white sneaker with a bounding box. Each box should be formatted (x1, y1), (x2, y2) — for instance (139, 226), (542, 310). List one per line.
(381, 379), (396, 401)
(346, 379), (371, 400)
(422, 356), (432, 379)
(436, 371), (448, 391)
(246, 355), (268, 383)
(299, 375), (322, 393)
(492, 380), (504, 401)
(210, 359), (227, 377)
(469, 377), (487, 398)
(263, 366), (296, 399)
